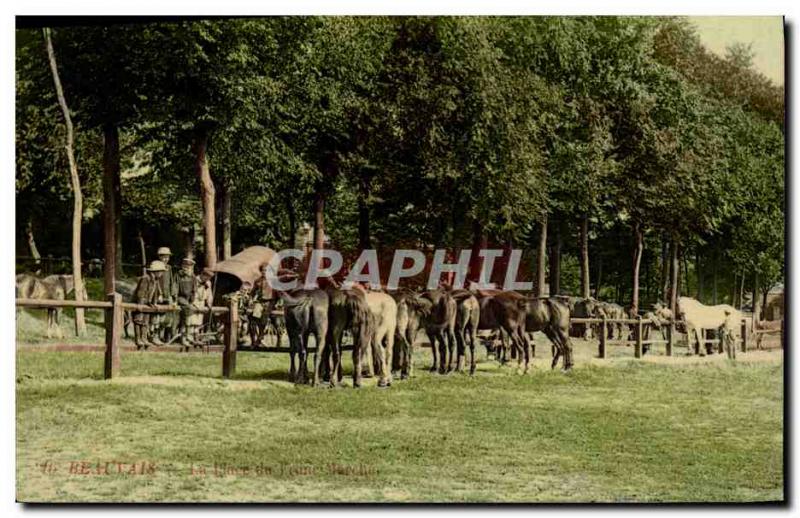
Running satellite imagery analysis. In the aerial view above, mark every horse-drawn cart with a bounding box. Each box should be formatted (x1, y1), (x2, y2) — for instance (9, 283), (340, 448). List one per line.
(201, 246), (284, 349)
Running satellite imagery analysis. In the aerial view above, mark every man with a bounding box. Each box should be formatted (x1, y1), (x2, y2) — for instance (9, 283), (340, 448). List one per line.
(237, 281), (254, 346)
(176, 257), (198, 352)
(248, 264), (277, 347)
(151, 246), (178, 344)
(132, 260), (165, 350)
(188, 271), (214, 349)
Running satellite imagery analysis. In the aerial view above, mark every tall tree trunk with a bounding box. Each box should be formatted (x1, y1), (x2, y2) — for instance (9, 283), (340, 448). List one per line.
(358, 172), (371, 251)
(738, 270), (745, 310)
(712, 250), (719, 304)
(467, 220), (487, 283)
(661, 238), (670, 305)
(549, 224), (562, 296)
(595, 256), (603, 299)
(112, 134), (123, 275)
(192, 127), (217, 269)
(535, 213), (547, 297)
(45, 27), (85, 335)
(669, 240), (679, 315)
(26, 218), (41, 267)
(579, 214), (590, 299)
(753, 271), (761, 321)
(184, 226), (195, 260)
(221, 183), (232, 260)
(683, 252), (690, 298)
(285, 196), (297, 249)
(137, 229), (147, 275)
(102, 123), (119, 295)
(312, 188), (326, 261)
(695, 250), (703, 301)
(630, 222), (644, 314)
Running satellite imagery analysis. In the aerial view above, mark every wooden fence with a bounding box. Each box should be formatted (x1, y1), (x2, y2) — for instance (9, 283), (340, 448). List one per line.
(16, 295), (236, 380)
(16, 297), (783, 381)
(570, 316), (759, 359)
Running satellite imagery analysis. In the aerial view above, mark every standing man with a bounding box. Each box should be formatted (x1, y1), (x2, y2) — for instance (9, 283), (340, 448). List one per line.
(176, 257), (198, 352)
(132, 260), (165, 350)
(152, 246), (178, 344)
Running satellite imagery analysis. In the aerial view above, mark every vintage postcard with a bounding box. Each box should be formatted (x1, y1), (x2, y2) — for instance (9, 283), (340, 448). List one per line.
(14, 14), (785, 503)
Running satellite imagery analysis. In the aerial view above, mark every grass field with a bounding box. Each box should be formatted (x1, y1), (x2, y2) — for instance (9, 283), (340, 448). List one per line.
(15, 308), (784, 503)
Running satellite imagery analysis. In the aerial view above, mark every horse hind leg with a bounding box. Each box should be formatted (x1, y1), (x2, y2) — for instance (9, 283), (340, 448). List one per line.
(446, 328), (457, 373)
(468, 324), (478, 375)
(46, 309), (54, 339)
(544, 328), (562, 370)
(427, 331), (439, 373)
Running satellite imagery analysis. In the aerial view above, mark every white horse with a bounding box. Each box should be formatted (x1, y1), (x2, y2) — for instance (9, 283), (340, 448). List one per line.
(677, 297), (742, 356)
(364, 291), (397, 387)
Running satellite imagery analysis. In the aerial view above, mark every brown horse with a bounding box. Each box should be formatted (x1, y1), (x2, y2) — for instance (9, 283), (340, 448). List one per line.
(523, 297), (574, 371)
(325, 287), (375, 388)
(472, 289), (530, 373)
(16, 273), (78, 338)
(450, 290), (480, 375)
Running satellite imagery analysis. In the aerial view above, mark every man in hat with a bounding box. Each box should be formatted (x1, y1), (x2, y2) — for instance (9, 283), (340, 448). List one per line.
(151, 246), (178, 344)
(176, 257), (198, 351)
(132, 260), (165, 350)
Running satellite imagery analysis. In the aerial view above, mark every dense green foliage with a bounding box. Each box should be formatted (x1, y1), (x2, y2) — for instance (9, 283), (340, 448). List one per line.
(15, 16), (784, 308)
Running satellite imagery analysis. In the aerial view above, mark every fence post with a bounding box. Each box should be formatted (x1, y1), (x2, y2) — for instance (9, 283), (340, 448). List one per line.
(634, 316), (643, 359)
(223, 297), (238, 379)
(781, 319), (785, 349)
(599, 317), (607, 359)
(104, 293), (122, 379)
(666, 320), (674, 357)
(741, 320), (748, 353)
(717, 328), (724, 354)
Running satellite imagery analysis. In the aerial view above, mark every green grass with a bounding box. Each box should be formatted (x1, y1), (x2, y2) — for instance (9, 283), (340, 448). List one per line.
(16, 334), (784, 503)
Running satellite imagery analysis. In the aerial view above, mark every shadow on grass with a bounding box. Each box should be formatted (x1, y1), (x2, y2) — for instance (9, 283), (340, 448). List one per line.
(233, 369), (290, 381)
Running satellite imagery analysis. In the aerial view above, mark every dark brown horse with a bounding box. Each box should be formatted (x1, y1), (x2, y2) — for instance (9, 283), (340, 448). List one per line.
(522, 297), (574, 371)
(279, 288), (329, 386)
(472, 290), (530, 373)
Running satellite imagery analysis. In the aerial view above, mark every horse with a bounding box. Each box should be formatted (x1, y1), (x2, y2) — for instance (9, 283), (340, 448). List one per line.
(325, 288), (374, 388)
(599, 301), (627, 340)
(471, 289), (530, 373)
(363, 290), (397, 387)
(571, 297), (602, 339)
(279, 289), (329, 385)
(450, 290), (480, 375)
(416, 289), (458, 374)
(392, 289), (422, 379)
(522, 297), (575, 371)
(16, 273), (78, 338)
(754, 319), (782, 349)
(677, 297), (742, 356)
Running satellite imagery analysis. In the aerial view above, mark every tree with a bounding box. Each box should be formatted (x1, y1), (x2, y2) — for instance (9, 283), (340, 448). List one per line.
(44, 27), (86, 335)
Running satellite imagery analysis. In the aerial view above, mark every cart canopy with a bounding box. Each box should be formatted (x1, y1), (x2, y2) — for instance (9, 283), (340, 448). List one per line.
(208, 246), (276, 295)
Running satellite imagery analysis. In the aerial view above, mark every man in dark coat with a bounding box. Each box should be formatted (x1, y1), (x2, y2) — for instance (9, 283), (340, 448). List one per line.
(176, 257), (198, 351)
(152, 246), (178, 343)
(133, 260), (165, 350)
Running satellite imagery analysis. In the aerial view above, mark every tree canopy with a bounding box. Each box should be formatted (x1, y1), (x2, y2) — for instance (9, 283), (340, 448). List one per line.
(16, 16), (785, 311)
